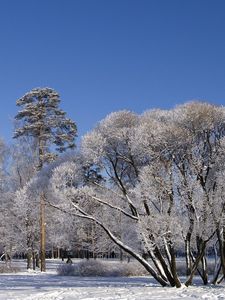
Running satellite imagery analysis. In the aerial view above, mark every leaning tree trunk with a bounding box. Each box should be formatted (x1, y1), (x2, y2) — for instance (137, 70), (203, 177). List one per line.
(141, 201), (173, 285)
(185, 236), (192, 276)
(185, 240), (207, 287)
(212, 263), (221, 285)
(200, 254), (208, 285)
(168, 242), (182, 288)
(152, 246), (175, 286)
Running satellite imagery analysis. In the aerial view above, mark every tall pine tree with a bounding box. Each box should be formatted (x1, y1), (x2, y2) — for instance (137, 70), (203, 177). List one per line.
(14, 87), (77, 271)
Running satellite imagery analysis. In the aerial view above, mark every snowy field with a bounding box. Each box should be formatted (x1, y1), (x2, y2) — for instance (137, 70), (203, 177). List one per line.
(0, 259), (225, 300)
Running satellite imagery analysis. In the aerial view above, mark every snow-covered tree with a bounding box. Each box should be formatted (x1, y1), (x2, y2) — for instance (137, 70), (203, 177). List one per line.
(0, 139), (16, 260)
(8, 137), (39, 269)
(173, 102), (225, 285)
(48, 111), (172, 286)
(11, 100), (225, 287)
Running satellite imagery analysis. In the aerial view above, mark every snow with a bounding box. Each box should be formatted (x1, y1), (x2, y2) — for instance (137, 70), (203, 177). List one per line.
(0, 260), (225, 300)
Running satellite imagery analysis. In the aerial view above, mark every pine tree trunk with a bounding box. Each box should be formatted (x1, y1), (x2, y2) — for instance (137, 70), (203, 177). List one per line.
(40, 193), (46, 272)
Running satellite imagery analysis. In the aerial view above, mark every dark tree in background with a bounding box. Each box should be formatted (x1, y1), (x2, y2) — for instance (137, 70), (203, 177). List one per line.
(14, 87), (77, 271)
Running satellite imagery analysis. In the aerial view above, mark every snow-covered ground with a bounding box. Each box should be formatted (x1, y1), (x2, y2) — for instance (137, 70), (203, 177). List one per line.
(0, 259), (225, 300)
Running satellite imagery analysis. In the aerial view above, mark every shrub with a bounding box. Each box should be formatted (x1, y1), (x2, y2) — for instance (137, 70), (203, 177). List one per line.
(57, 259), (149, 277)
(0, 264), (21, 273)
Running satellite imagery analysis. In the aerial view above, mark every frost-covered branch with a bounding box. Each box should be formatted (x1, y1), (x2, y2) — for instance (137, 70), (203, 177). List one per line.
(89, 195), (139, 221)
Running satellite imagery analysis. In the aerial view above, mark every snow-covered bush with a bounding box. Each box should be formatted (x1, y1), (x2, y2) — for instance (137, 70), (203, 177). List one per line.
(57, 260), (148, 277)
(0, 264), (21, 273)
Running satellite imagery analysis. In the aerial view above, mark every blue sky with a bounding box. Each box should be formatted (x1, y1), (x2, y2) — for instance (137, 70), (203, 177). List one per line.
(1, 0), (225, 143)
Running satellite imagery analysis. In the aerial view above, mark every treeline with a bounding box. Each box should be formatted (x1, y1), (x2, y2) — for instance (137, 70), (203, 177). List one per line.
(1, 89), (225, 287)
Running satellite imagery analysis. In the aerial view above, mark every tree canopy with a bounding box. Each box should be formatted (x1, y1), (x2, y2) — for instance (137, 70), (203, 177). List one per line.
(14, 87), (77, 166)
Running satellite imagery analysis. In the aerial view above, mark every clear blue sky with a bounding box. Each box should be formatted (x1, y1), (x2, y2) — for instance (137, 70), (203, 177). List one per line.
(1, 0), (225, 143)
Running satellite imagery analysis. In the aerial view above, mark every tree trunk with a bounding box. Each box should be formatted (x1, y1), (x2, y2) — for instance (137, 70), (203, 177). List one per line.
(32, 251), (36, 270)
(168, 244), (181, 288)
(201, 255), (208, 285)
(184, 201), (195, 276)
(212, 262), (221, 285)
(120, 249), (123, 261)
(51, 246), (54, 259)
(153, 246), (176, 286)
(36, 253), (40, 268)
(216, 228), (225, 279)
(98, 219), (169, 286)
(40, 193), (46, 272)
(211, 242), (221, 284)
(185, 234), (192, 276)
(185, 240), (206, 287)
(27, 249), (32, 269)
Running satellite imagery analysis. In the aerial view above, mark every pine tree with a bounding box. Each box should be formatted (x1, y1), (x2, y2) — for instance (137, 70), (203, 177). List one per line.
(14, 87), (77, 169)
(14, 87), (77, 271)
